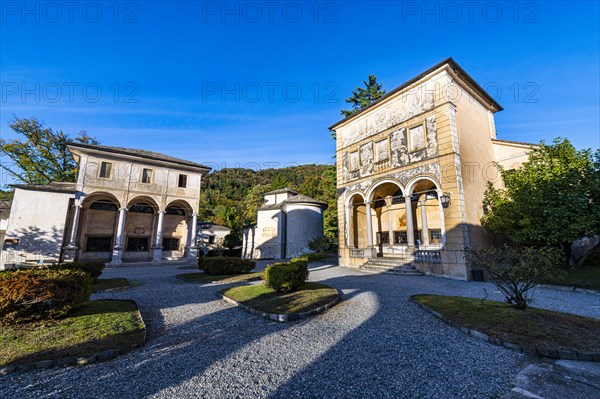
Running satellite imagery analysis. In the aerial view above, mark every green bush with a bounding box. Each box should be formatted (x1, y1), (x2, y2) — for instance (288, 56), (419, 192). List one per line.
(201, 257), (256, 275)
(264, 258), (309, 293)
(58, 261), (105, 279)
(0, 268), (92, 324)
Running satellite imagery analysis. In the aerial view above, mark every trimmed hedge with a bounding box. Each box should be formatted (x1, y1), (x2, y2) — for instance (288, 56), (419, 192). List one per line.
(57, 261), (105, 279)
(201, 257), (256, 275)
(0, 269), (92, 324)
(263, 257), (309, 293)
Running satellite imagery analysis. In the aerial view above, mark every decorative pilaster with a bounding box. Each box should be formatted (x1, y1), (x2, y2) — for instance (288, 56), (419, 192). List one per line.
(420, 200), (430, 246)
(109, 207), (127, 265)
(152, 211), (166, 263)
(404, 196), (415, 247)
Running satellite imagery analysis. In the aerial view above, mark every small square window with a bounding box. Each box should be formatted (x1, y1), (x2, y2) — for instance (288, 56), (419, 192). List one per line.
(85, 236), (113, 252)
(178, 174), (187, 188)
(141, 168), (153, 184)
(99, 162), (112, 178)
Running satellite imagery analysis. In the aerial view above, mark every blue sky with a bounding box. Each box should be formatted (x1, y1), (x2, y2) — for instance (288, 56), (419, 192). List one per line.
(1, 1), (598, 177)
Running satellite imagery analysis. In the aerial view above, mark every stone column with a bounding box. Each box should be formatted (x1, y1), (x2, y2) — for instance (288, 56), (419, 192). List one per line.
(420, 199), (430, 246)
(152, 211), (165, 263)
(63, 203), (82, 262)
(187, 213), (199, 262)
(365, 201), (373, 247)
(385, 196), (394, 246)
(109, 207), (127, 265)
(404, 196), (415, 247)
(347, 204), (353, 247)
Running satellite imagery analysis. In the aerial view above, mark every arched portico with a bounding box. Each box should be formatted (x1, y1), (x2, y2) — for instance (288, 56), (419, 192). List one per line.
(406, 176), (445, 247)
(122, 197), (160, 262)
(155, 200), (196, 262)
(75, 192), (121, 261)
(345, 175), (446, 259)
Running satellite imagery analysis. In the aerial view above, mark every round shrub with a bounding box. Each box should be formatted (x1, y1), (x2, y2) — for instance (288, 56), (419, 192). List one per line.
(0, 268), (92, 324)
(57, 261), (105, 279)
(263, 258), (309, 293)
(201, 257), (256, 275)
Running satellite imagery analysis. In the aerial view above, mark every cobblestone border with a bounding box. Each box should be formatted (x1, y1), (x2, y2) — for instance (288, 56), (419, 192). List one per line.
(0, 300), (147, 376)
(411, 298), (600, 362)
(220, 288), (340, 322)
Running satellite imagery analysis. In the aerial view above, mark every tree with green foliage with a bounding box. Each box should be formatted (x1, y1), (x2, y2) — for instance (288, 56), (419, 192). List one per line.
(0, 117), (99, 185)
(198, 164), (338, 241)
(482, 138), (600, 265)
(340, 75), (386, 118)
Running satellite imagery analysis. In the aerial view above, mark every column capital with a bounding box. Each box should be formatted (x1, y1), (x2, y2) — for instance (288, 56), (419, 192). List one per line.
(119, 207), (128, 212)
(157, 210), (166, 214)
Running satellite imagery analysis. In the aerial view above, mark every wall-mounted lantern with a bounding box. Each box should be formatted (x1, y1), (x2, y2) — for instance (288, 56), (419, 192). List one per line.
(440, 192), (451, 209)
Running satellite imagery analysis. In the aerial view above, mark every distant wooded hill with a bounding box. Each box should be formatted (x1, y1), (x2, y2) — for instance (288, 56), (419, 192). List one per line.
(198, 164), (338, 240)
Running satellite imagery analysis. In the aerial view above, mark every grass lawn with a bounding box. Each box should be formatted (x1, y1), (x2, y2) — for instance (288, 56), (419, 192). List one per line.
(542, 264), (600, 291)
(223, 282), (338, 314)
(92, 278), (131, 293)
(0, 300), (145, 366)
(413, 294), (600, 352)
(176, 272), (263, 284)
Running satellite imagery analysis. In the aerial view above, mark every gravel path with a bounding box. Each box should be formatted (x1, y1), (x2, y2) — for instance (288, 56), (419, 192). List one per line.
(1, 262), (598, 399)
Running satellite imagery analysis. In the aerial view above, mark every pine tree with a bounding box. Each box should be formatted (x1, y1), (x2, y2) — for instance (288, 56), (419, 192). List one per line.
(340, 75), (386, 117)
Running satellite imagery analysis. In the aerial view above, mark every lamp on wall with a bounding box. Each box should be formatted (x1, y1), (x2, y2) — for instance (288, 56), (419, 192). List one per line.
(440, 192), (451, 209)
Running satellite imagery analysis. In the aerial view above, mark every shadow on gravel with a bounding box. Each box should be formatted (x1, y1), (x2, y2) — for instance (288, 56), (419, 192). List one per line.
(267, 273), (530, 399)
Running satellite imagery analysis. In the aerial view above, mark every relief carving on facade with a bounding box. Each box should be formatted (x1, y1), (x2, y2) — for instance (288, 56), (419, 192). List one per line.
(341, 82), (435, 148)
(359, 142), (374, 177)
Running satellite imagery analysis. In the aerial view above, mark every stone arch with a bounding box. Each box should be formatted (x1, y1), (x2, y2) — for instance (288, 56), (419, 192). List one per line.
(77, 192), (121, 260)
(366, 178), (405, 202)
(405, 174), (441, 195)
(123, 196), (160, 260)
(347, 192), (368, 248)
(161, 200), (195, 257)
(405, 176), (445, 247)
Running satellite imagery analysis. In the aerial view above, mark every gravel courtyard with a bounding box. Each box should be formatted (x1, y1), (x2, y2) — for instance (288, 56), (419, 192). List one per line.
(1, 262), (599, 399)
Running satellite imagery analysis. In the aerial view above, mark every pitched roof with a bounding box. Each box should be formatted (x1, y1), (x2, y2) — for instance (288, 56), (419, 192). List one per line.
(329, 57), (503, 131)
(264, 187), (298, 195)
(10, 182), (77, 194)
(68, 143), (211, 172)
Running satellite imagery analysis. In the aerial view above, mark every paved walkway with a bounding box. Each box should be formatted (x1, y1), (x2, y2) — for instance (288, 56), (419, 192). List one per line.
(1, 262), (598, 398)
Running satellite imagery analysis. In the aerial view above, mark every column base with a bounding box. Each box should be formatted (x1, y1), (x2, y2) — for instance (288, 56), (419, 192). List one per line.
(107, 247), (124, 266)
(188, 246), (199, 262)
(152, 247), (163, 263)
(62, 245), (78, 263)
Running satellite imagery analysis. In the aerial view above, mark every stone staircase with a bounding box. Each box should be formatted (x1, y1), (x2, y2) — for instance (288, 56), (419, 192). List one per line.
(359, 256), (423, 275)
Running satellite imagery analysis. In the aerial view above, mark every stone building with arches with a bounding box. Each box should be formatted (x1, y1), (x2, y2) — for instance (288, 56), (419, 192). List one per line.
(0, 143), (210, 269)
(331, 58), (533, 279)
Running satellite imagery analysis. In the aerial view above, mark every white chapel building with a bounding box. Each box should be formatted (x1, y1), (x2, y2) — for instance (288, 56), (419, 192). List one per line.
(242, 188), (327, 260)
(0, 143), (210, 269)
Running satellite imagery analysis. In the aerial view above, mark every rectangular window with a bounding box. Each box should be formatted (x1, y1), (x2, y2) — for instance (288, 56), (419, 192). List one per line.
(178, 174), (187, 188)
(377, 232), (389, 245)
(85, 236), (113, 252)
(163, 237), (180, 250)
(141, 168), (153, 184)
(126, 237), (149, 251)
(99, 162), (112, 178)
